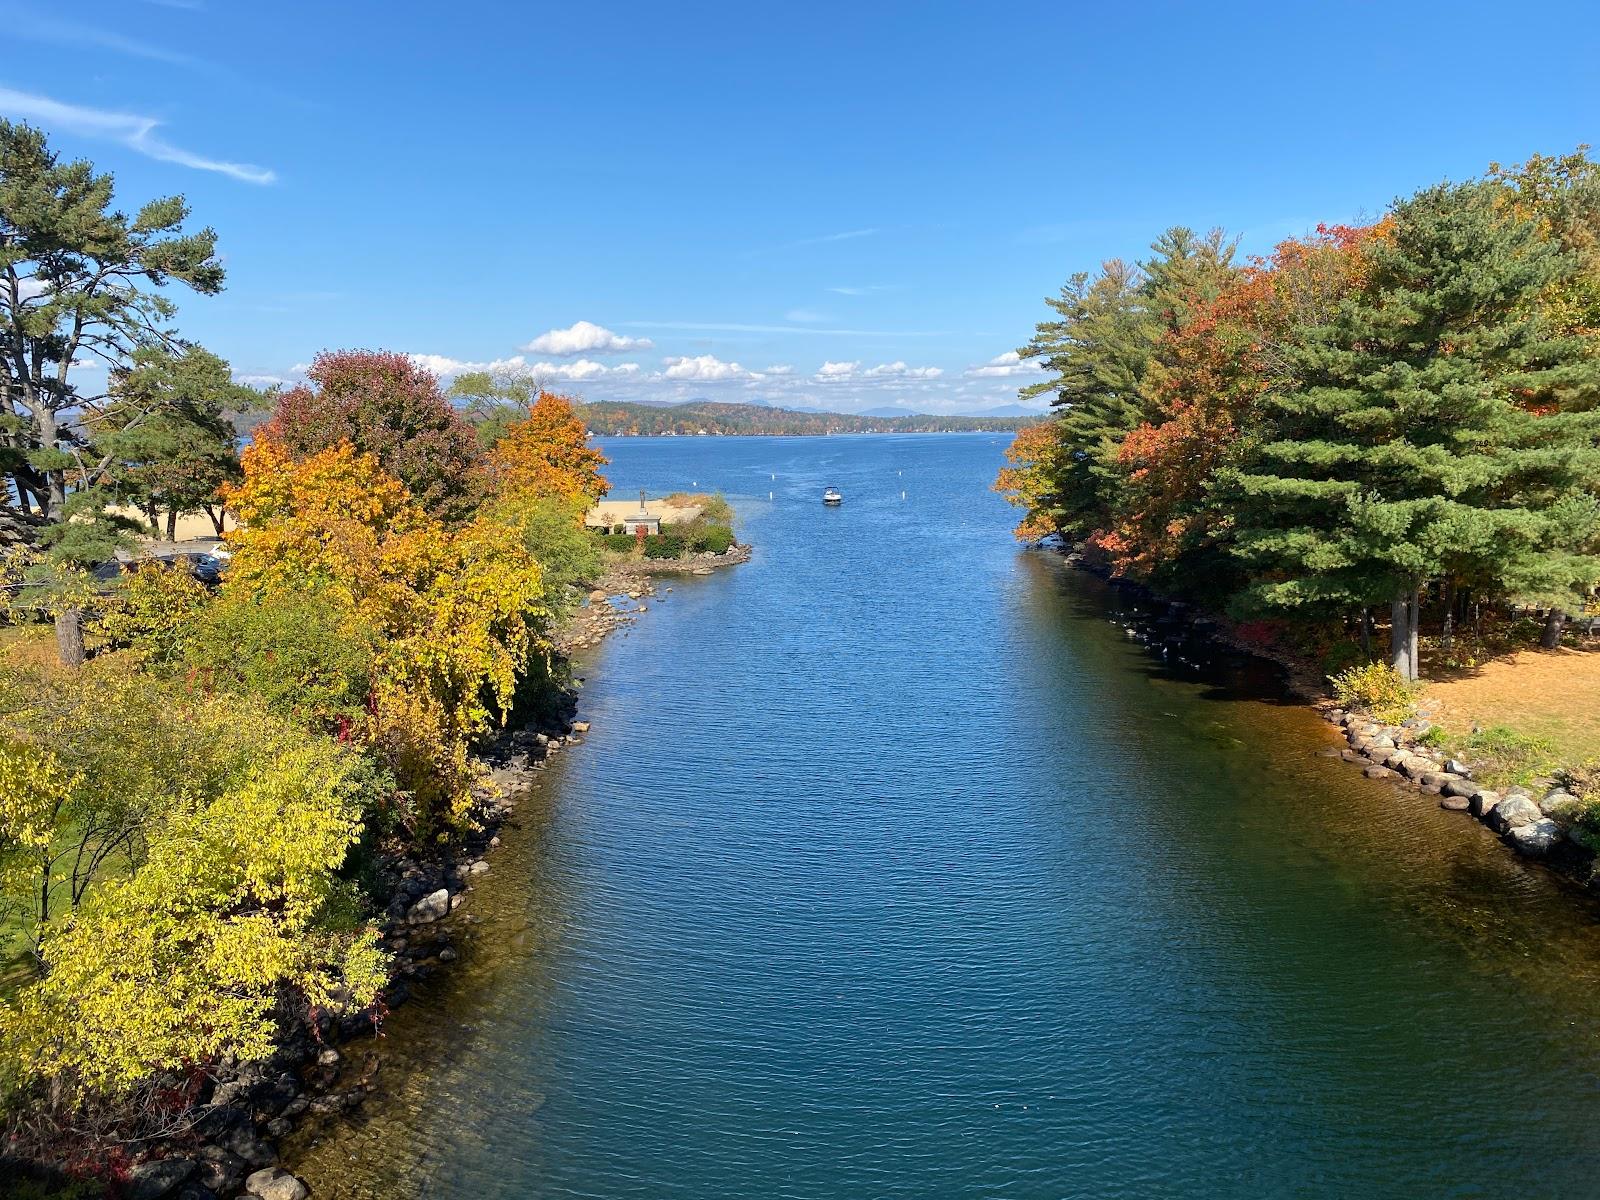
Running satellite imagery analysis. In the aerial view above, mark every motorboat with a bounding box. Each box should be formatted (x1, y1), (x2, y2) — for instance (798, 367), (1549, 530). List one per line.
(822, 487), (843, 505)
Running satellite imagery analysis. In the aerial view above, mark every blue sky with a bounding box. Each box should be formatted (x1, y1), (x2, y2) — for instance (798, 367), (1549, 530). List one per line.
(7, 0), (1600, 414)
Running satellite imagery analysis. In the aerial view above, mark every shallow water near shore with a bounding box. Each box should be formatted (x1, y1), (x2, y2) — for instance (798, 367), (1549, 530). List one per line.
(292, 433), (1600, 1199)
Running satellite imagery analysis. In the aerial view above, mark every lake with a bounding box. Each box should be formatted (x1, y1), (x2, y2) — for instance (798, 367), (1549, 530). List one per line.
(293, 433), (1600, 1199)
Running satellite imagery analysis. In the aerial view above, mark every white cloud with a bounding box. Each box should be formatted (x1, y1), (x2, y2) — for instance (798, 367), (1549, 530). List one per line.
(408, 352), (640, 382)
(761, 364), (794, 376)
(534, 359), (640, 381)
(521, 321), (652, 356)
(966, 351), (1041, 378)
(408, 353), (532, 377)
(865, 361), (943, 379)
(235, 372), (293, 388)
(15, 277), (49, 302)
(662, 354), (755, 382)
(816, 360), (859, 378)
(0, 87), (275, 184)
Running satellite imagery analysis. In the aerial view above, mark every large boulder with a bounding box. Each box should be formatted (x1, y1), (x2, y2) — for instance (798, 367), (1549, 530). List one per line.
(1488, 794), (1542, 834)
(125, 1158), (197, 1200)
(1540, 790), (1582, 821)
(245, 1168), (310, 1200)
(1509, 818), (1563, 858)
(407, 888), (450, 924)
(1443, 776), (1478, 799)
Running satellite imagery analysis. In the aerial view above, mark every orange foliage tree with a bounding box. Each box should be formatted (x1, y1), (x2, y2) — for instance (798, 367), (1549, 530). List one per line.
(484, 391), (610, 509)
(993, 420), (1067, 542)
(1108, 224), (1380, 581)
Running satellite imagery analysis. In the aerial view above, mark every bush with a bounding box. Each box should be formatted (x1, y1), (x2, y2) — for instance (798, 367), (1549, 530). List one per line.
(94, 562), (209, 668)
(665, 491), (735, 526)
(1330, 661), (1419, 724)
(694, 525), (735, 554)
(507, 496), (601, 609)
(643, 533), (685, 559)
(599, 532), (636, 553)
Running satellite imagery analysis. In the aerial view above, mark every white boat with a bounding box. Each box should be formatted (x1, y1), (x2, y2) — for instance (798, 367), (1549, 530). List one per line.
(822, 487), (843, 505)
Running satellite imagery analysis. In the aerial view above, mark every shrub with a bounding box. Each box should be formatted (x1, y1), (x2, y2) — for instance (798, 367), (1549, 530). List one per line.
(643, 533), (685, 559)
(665, 491), (734, 526)
(1329, 661), (1419, 724)
(503, 496), (601, 611)
(695, 525), (735, 554)
(94, 561), (209, 668)
(600, 532), (636, 553)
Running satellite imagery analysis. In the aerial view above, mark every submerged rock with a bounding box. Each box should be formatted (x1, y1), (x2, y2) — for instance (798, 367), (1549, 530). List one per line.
(1440, 794), (1470, 811)
(245, 1168), (310, 1200)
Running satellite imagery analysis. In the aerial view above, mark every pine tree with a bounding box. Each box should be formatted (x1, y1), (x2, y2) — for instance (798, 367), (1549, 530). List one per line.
(1018, 229), (1236, 541)
(1223, 180), (1600, 678)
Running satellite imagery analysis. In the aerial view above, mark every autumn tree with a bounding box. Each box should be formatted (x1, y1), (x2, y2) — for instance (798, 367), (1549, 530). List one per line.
(260, 351), (483, 523)
(1014, 229), (1237, 547)
(482, 387), (610, 507)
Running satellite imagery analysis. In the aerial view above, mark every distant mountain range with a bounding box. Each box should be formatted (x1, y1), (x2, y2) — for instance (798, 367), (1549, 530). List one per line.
(576, 400), (1039, 437)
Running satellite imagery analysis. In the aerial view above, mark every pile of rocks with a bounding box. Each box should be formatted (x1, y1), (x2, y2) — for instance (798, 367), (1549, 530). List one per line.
(1324, 706), (1593, 869)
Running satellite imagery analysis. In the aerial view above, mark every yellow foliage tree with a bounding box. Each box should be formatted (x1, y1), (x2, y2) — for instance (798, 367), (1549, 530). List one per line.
(220, 440), (550, 835)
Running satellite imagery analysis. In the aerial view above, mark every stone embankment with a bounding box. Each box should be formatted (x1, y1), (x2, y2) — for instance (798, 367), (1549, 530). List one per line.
(94, 540), (754, 1200)
(1321, 703), (1596, 880)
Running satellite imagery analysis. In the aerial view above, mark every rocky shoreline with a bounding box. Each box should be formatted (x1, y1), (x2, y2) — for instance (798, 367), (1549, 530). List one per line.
(1318, 703), (1597, 884)
(12, 545), (751, 1200)
(1049, 543), (1600, 896)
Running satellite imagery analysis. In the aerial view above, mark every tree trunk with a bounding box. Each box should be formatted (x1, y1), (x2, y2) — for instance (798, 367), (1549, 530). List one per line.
(207, 505), (226, 536)
(1389, 595), (1412, 680)
(1360, 607), (1372, 658)
(1389, 587), (1421, 681)
(34, 404), (65, 520)
(54, 607), (85, 668)
(1407, 585), (1420, 679)
(1542, 609), (1567, 650)
(165, 508), (178, 541)
(1441, 579), (1456, 654)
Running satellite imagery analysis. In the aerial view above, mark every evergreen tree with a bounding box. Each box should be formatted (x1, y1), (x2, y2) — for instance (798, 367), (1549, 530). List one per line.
(1223, 180), (1600, 678)
(1019, 229), (1237, 541)
(97, 346), (260, 538)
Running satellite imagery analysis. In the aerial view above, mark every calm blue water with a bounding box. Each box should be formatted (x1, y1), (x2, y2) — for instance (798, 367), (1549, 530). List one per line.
(296, 434), (1600, 1199)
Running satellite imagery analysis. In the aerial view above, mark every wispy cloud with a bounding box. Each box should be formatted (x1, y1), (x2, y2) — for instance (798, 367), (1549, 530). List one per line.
(0, 86), (276, 184)
(745, 228), (879, 258)
(826, 284), (899, 296)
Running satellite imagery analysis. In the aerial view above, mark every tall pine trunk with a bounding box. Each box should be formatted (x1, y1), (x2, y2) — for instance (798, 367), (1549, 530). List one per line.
(1360, 607), (1373, 658)
(1440, 579), (1456, 654)
(1389, 586), (1421, 681)
(54, 607), (85, 668)
(1542, 609), (1567, 650)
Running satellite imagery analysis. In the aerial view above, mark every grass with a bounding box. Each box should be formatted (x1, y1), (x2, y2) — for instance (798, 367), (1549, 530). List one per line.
(1421, 645), (1600, 779)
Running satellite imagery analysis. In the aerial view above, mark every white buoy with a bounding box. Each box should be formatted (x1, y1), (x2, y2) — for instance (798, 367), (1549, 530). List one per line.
(902, 490), (906, 499)
(769, 491), (773, 500)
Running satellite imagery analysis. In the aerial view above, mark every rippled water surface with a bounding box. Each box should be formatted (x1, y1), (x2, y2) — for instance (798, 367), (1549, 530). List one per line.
(295, 434), (1600, 1199)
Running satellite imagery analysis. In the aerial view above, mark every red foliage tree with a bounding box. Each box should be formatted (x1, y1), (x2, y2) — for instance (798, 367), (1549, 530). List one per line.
(259, 351), (484, 522)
